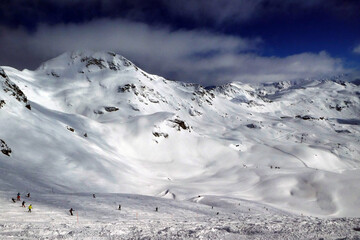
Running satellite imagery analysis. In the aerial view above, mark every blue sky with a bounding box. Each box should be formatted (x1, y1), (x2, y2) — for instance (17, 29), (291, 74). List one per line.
(0, 0), (359, 85)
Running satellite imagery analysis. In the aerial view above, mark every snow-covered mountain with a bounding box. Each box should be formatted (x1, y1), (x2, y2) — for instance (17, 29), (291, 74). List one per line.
(1, 50), (359, 217)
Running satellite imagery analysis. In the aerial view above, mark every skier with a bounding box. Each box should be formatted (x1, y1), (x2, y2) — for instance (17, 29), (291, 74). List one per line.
(118, 204), (121, 210)
(22, 201), (26, 208)
(155, 207), (158, 212)
(11, 198), (16, 203)
(26, 193), (30, 198)
(93, 194), (96, 198)
(17, 193), (20, 201)
(69, 208), (74, 216)
(28, 204), (32, 212)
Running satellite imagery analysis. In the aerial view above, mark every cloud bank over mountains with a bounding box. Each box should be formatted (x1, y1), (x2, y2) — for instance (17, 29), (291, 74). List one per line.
(0, 0), (358, 85)
(0, 19), (346, 85)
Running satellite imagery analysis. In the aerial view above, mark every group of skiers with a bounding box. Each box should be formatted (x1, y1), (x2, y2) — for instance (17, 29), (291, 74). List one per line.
(11, 193), (159, 216)
(11, 192), (32, 212)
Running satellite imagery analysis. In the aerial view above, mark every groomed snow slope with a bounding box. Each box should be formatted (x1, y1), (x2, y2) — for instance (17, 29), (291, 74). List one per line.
(0, 50), (359, 219)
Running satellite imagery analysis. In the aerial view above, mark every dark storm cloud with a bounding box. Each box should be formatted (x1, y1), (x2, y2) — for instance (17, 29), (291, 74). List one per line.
(0, 18), (345, 85)
(1, 0), (359, 30)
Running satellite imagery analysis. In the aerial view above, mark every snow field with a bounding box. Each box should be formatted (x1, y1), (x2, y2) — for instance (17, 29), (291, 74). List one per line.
(0, 191), (359, 239)
(0, 49), (359, 231)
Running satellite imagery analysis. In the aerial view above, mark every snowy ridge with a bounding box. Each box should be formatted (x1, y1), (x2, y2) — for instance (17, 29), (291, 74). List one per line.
(0, 50), (359, 220)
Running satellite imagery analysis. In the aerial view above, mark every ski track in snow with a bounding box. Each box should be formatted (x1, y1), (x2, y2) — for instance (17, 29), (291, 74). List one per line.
(270, 145), (310, 168)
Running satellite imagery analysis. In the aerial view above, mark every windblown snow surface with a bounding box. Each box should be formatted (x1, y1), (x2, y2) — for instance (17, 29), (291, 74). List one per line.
(0, 51), (359, 239)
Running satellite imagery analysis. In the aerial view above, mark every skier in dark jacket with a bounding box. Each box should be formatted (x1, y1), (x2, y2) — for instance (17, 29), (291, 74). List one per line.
(69, 208), (75, 216)
(11, 198), (16, 203)
(22, 201), (26, 208)
(26, 193), (30, 198)
(118, 204), (121, 210)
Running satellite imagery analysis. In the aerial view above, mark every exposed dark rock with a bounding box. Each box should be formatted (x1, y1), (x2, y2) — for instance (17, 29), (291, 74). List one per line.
(335, 80), (347, 86)
(189, 109), (202, 116)
(130, 105), (140, 111)
(104, 106), (119, 112)
(336, 104), (342, 111)
(335, 129), (351, 133)
(0, 100), (5, 109)
(153, 132), (169, 138)
(344, 100), (352, 107)
(295, 115), (314, 120)
(0, 68), (31, 110)
(0, 70), (6, 79)
(66, 126), (75, 132)
(329, 104), (345, 111)
(192, 87), (215, 106)
(51, 71), (60, 77)
(169, 119), (189, 131)
(94, 110), (104, 114)
(118, 84), (136, 92)
(107, 61), (121, 71)
(141, 72), (154, 81)
(247, 100), (264, 107)
(246, 124), (260, 129)
(0, 139), (12, 156)
(81, 57), (106, 69)
(149, 99), (159, 103)
(122, 58), (132, 67)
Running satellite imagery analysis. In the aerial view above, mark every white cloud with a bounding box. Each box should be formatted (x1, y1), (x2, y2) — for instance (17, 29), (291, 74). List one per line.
(354, 44), (360, 54)
(0, 18), (347, 85)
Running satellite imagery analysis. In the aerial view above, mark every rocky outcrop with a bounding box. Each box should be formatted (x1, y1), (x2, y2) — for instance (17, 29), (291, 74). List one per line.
(0, 100), (5, 109)
(153, 132), (169, 138)
(104, 107), (119, 112)
(246, 123), (260, 129)
(66, 126), (75, 132)
(0, 139), (12, 156)
(168, 119), (190, 131)
(0, 68), (31, 110)
(81, 57), (106, 69)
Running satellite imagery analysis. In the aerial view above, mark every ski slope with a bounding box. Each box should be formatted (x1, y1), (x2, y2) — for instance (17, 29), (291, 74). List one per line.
(1, 191), (359, 239)
(0, 50), (359, 238)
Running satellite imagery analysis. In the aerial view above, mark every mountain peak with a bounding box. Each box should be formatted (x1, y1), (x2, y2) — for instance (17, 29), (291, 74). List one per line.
(36, 50), (137, 74)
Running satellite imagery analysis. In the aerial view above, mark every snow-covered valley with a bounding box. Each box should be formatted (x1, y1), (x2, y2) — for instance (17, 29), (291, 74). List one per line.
(0, 50), (359, 239)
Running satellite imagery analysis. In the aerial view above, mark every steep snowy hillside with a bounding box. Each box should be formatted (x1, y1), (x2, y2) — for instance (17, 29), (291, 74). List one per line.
(0, 50), (359, 218)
